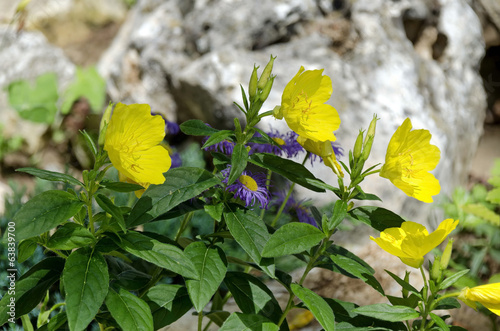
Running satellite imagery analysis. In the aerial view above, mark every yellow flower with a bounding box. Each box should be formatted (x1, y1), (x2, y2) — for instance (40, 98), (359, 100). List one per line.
(458, 283), (500, 316)
(297, 136), (343, 177)
(104, 103), (171, 197)
(280, 66), (340, 142)
(370, 219), (458, 268)
(380, 118), (440, 203)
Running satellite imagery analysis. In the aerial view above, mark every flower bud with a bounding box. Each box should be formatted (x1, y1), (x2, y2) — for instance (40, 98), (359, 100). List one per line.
(361, 115), (378, 160)
(353, 130), (364, 160)
(98, 102), (113, 146)
(248, 65), (259, 100)
(257, 55), (276, 90)
(440, 238), (454, 271)
(431, 256), (442, 282)
(258, 75), (275, 102)
(273, 105), (283, 120)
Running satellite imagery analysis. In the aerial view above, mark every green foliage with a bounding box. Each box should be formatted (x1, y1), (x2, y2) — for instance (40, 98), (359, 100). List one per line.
(61, 67), (106, 115)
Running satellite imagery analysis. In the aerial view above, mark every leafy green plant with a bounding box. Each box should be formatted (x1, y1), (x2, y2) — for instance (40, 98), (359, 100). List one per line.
(3, 57), (499, 331)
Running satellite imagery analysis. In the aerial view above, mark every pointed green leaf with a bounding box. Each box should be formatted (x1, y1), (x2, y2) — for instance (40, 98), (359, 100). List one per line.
(227, 143), (248, 185)
(116, 231), (198, 279)
(18, 238), (38, 263)
(202, 130), (234, 149)
(224, 272), (286, 328)
(16, 167), (83, 187)
(438, 269), (470, 290)
(223, 207), (274, 277)
(291, 283), (335, 331)
(430, 313), (450, 331)
(249, 153), (327, 192)
(353, 304), (419, 322)
(144, 284), (192, 329)
(204, 202), (224, 222)
(347, 206), (405, 232)
(95, 194), (126, 232)
(0, 257), (64, 325)
(47, 222), (96, 250)
(185, 242), (227, 312)
(262, 223), (325, 257)
(219, 313), (279, 331)
(384, 270), (421, 298)
(206, 310), (231, 327)
(63, 247), (109, 331)
(127, 167), (220, 227)
(487, 188), (500, 204)
(14, 190), (85, 241)
(330, 254), (384, 295)
(105, 287), (153, 331)
(180, 119), (219, 136)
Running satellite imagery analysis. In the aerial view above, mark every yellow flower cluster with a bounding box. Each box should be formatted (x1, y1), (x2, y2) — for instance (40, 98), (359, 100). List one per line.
(104, 103), (171, 197)
(370, 219), (458, 268)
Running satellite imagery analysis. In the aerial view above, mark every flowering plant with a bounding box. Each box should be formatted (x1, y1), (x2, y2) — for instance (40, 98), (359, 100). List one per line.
(4, 56), (498, 331)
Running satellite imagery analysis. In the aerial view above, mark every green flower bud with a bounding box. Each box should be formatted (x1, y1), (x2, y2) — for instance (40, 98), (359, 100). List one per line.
(361, 115), (378, 160)
(273, 105), (283, 120)
(257, 55), (276, 90)
(259, 75), (275, 102)
(353, 130), (364, 160)
(98, 102), (113, 146)
(431, 256), (442, 282)
(440, 238), (454, 271)
(402, 271), (411, 298)
(248, 65), (259, 100)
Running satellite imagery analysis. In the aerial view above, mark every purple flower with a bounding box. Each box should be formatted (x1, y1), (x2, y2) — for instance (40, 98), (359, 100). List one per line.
(166, 120), (180, 135)
(221, 166), (270, 209)
(204, 138), (235, 154)
(170, 152), (182, 168)
(272, 189), (318, 227)
(249, 130), (304, 158)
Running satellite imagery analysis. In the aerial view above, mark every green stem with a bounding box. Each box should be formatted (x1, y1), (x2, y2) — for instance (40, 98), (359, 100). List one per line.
(419, 266), (429, 331)
(260, 169), (273, 219)
(270, 182), (295, 227)
(175, 212), (194, 242)
(431, 291), (460, 307)
(198, 311), (203, 331)
(45, 247), (68, 259)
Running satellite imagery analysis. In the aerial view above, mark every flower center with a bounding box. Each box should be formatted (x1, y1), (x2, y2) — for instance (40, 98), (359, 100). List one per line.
(272, 137), (285, 145)
(239, 175), (258, 191)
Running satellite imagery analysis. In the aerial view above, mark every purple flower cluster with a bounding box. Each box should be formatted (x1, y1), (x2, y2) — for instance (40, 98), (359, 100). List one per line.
(272, 190), (318, 227)
(249, 130), (304, 158)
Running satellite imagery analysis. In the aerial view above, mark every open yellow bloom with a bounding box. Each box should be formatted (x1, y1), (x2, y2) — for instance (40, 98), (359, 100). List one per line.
(370, 219), (458, 268)
(458, 283), (500, 316)
(380, 118), (440, 203)
(280, 66), (340, 142)
(104, 103), (171, 197)
(297, 136), (343, 177)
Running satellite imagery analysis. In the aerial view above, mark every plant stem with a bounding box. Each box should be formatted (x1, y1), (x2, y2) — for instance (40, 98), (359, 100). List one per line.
(175, 212), (194, 242)
(270, 182), (295, 227)
(198, 311), (204, 331)
(260, 169), (273, 219)
(419, 266), (429, 331)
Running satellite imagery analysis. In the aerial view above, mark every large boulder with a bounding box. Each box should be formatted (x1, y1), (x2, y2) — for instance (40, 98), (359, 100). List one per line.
(98, 0), (487, 227)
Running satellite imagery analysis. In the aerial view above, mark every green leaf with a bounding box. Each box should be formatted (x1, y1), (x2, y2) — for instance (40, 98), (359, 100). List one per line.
(47, 312), (68, 330)
(325, 245), (375, 274)
(329, 200), (347, 230)
(99, 180), (144, 192)
(204, 202), (224, 222)
(184, 242), (227, 312)
(353, 304), (419, 322)
(7, 73), (58, 123)
(291, 284), (335, 331)
(127, 167), (220, 227)
(18, 238), (38, 263)
(438, 269), (470, 290)
(330, 255), (384, 295)
(219, 313), (279, 331)
(143, 284), (192, 329)
(249, 153), (327, 192)
(16, 167), (83, 187)
(61, 66), (106, 114)
(430, 313), (450, 331)
(14, 190), (85, 241)
(461, 203), (500, 225)
(180, 119), (219, 136)
(486, 188), (500, 204)
(384, 270), (421, 298)
(386, 294), (420, 309)
(228, 143), (248, 185)
(224, 272), (286, 328)
(347, 206), (405, 232)
(206, 311), (231, 327)
(63, 247), (109, 331)
(46, 222), (96, 250)
(116, 231), (198, 279)
(0, 257), (64, 325)
(202, 130), (234, 149)
(223, 207), (274, 277)
(105, 287), (154, 331)
(434, 297), (460, 310)
(261, 223), (325, 258)
(95, 194), (126, 232)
